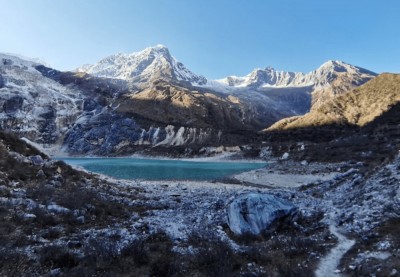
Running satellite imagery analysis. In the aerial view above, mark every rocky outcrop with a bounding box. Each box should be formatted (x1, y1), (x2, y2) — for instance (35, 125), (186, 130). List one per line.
(227, 193), (296, 236)
(64, 108), (220, 155)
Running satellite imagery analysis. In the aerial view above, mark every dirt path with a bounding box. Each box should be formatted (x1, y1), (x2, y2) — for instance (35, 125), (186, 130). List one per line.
(315, 224), (355, 277)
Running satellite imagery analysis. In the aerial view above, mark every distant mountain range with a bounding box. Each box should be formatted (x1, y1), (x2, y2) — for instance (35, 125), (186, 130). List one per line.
(0, 46), (379, 155)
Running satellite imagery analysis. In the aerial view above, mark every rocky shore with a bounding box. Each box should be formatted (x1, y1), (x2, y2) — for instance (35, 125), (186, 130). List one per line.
(1, 131), (399, 276)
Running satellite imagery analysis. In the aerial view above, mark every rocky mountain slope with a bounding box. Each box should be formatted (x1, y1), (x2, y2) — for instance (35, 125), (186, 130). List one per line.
(267, 73), (400, 131)
(0, 54), (83, 145)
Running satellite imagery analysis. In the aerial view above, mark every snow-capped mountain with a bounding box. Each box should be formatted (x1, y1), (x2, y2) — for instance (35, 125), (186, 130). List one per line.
(213, 60), (375, 89)
(77, 45), (207, 86)
(0, 53), (83, 145)
(77, 45), (376, 110)
(208, 60), (377, 109)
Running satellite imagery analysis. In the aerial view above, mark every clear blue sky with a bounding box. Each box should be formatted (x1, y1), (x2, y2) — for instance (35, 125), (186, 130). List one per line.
(1, 0), (399, 78)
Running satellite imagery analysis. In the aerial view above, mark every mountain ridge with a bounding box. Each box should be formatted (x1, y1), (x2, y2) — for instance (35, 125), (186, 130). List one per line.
(0, 48), (379, 155)
(76, 45), (376, 98)
(267, 73), (400, 131)
(76, 45), (207, 87)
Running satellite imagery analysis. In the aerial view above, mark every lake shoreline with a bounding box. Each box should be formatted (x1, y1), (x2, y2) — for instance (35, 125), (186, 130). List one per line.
(58, 156), (267, 181)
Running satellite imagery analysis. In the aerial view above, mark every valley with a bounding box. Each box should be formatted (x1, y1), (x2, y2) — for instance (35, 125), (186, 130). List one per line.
(0, 47), (399, 276)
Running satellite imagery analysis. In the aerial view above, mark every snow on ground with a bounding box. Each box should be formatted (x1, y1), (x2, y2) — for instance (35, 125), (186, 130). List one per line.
(48, 156), (399, 275)
(83, 160), (337, 244)
(232, 167), (339, 188)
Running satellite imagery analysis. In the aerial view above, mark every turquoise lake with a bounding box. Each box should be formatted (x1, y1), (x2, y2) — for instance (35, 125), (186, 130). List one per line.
(59, 157), (266, 181)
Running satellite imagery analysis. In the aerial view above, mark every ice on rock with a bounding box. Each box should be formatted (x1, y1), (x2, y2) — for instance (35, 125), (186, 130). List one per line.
(227, 193), (296, 236)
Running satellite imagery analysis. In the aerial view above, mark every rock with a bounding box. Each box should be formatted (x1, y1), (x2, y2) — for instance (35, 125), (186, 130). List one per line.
(76, 216), (85, 224)
(281, 152), (289, 160)
(3, 96), (24, 114)
(259, 147), (272, 159)
(83, 98), (98, 111)
(0, 74), (4, 88)
(227, 193), (297, 236)
(30, 155), (44, 166)
(47, 204), (70, 214)
(23, 213), (37, 220)
(391, 269), (398, 276)
(36, 169), (46, 178)
(301, 160), (308, 166)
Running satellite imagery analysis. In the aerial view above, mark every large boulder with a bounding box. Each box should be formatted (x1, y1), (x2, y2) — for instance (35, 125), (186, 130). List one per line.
(227, 193), (296, 236)
(30, 155), (44, 166)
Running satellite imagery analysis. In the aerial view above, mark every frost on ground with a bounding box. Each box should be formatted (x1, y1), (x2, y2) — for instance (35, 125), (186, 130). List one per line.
(1, 131), (400, 276)
(0, 133), (331, 276)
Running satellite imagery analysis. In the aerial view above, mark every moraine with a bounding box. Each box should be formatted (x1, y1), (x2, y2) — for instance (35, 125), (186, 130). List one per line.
(58, 157), (266, 181)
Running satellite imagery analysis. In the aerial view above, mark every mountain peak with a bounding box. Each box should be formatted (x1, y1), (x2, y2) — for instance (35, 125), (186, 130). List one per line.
(322, 60), (346, 66)
(154, 44), (168, 50)
(317, 60), (355, 73)
(210, 60), (377, 106)
(139, 44), (171, 56)
(76, 45), (206, 86)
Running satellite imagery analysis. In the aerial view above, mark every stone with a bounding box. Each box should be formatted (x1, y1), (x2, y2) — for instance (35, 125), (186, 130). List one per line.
(36, 169), (46, 178)
(47, 204), (70, 214)
(23, 213), (37, 220)
(30, 155), (44, 166)
(227, 193), (296, 236)
(83, 98), (98, 111)
(3, 96), (24, 114)
(76, 216), (85, 224)
(281, 152), (289, 160)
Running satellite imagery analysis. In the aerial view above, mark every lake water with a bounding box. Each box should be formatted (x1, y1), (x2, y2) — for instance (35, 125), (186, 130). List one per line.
(59, 157), (266, 181)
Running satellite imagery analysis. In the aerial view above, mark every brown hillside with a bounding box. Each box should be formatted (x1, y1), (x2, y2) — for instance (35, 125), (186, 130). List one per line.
(267, 74), (400, 131)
